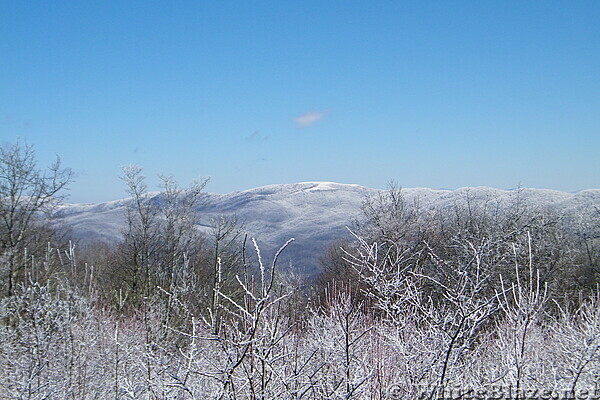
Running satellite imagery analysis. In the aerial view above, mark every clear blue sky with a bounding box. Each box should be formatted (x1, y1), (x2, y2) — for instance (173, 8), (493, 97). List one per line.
(1, 1), (599, 203)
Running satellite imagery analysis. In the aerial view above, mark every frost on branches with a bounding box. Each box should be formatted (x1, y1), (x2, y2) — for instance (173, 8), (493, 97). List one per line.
(1, 229), (599, 399)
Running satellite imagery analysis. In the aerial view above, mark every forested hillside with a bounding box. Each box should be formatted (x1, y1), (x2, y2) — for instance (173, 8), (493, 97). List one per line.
(54, 182), (600, 278)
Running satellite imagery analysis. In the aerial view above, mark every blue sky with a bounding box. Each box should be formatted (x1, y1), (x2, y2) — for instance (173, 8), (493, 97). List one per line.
(1, 1), (599, 203)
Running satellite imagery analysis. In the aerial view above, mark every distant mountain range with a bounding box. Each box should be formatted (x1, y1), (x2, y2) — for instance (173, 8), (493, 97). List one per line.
(55, 182), (600, 275)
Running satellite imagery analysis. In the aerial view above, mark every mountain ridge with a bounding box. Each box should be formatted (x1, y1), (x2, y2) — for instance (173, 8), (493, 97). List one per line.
(56, 182), (600, 275)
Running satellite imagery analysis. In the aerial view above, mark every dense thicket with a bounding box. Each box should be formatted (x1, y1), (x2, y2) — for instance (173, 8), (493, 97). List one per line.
(1, 144), (599, 399)
(318, 184), (600, 309)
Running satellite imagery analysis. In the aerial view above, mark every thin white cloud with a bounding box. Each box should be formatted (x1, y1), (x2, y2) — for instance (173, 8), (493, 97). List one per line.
(294, 109), (330, 128)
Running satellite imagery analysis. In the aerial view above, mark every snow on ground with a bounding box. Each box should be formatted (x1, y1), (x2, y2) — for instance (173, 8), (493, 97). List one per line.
(55, 183), (600, 275)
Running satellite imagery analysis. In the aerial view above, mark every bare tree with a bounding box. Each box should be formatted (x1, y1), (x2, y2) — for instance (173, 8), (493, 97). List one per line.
(496, 232), (549, 400)
(119, 165), (159, 301)
(0, 141), (73, 296)
(117, 166), (207, 300)
(208, 215), (244, 334)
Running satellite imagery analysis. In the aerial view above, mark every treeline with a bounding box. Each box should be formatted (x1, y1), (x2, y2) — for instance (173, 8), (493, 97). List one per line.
(319, 184), (600, 310)
(1, 142), (600, 399)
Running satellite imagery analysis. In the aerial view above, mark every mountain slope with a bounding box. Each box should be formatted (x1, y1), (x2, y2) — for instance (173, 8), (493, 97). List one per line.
(55, 183), (600, 275)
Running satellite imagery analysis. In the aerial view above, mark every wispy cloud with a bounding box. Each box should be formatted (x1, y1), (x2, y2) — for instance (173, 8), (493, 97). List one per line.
(245, 131), (269, 143)
(293, 109), (330, 128)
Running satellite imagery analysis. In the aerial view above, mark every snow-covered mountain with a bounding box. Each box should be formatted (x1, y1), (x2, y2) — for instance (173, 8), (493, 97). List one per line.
(55, 182), (600, 275)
